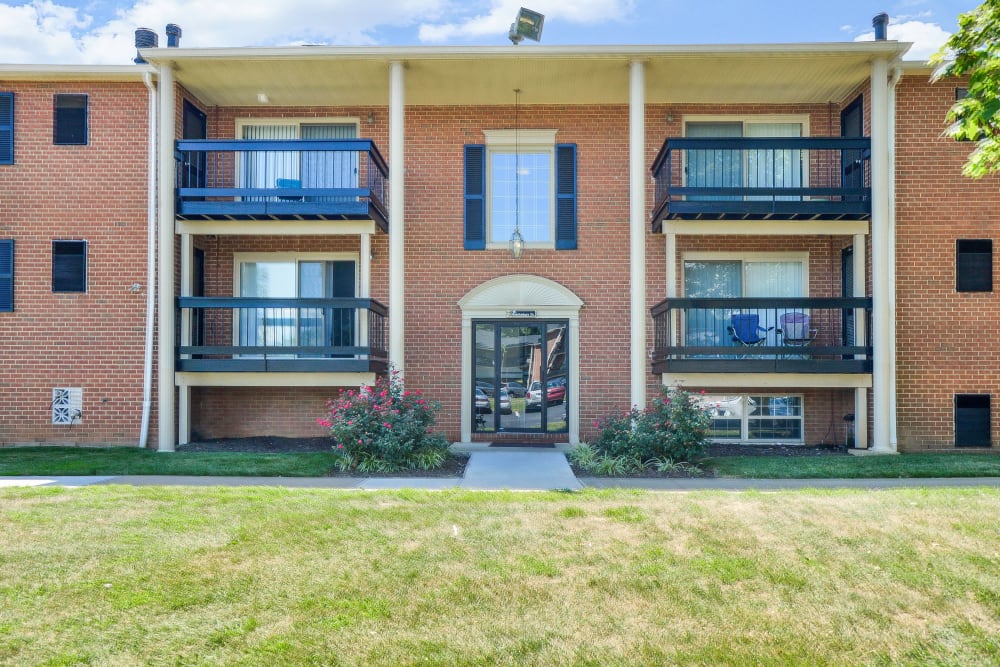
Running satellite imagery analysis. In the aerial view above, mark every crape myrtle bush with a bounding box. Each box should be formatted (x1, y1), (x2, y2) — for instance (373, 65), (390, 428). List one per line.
(318, 371), (450, 472)
(574, 386), (712, 472)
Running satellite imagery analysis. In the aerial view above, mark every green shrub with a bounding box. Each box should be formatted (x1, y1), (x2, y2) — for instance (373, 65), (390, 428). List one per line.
(574, 386), (712, 473)
(318, 371), (450, 472)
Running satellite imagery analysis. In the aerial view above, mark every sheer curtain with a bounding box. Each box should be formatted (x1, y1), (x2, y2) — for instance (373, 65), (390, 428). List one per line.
(745, 122), (802, 201)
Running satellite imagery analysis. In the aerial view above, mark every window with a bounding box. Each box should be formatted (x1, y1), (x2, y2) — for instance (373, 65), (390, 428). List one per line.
(54, 94), (88, 145)
(683, 254), (807, 347)
(956, 239), (992, 292)
(699, 394), (804, 442)
(0, 92), (13, 164)
(464, 131), (576, 250)
(236, 255), (356, 356)
(685, 117), (806, 201)
(52, 240), (87, 292)
(955, 394), (991, 447)
(0, 239), (12, 311)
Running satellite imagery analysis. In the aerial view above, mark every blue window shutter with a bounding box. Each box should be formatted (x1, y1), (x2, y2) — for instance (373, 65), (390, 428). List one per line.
(464, 144), (486, 250)
(555, 144), (577, 250)
(0, 93), (13, 165)
(0, 240), (13, 312)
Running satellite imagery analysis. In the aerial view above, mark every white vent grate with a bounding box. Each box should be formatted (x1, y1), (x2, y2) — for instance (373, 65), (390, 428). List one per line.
(52, 388), (83, 425)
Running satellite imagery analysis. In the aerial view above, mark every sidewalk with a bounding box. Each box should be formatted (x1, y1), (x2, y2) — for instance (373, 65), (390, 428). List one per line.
(2, 448), (999, 491)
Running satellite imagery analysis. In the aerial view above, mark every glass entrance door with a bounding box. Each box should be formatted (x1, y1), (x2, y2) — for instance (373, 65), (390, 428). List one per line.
(473, 320), (568, 434)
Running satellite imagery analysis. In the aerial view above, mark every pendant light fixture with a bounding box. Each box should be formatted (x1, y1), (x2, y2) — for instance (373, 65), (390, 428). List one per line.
(509, 88), (525, 259)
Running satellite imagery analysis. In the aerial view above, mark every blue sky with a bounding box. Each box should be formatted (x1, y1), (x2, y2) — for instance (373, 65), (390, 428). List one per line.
(0, 0), (978, 65)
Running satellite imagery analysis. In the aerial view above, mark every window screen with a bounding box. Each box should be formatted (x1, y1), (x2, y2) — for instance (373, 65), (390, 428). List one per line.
(54, 94), (88, 145)
(52, 240), (87, 292)
(957, 239), (992, 292)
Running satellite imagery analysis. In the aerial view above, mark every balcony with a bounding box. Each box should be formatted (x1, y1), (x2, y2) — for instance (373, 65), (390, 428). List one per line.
(650, 297), (872, 374)
(175, 139), (389, 231)
(651, 137), (871, 229)
(176, 297), (388, 373)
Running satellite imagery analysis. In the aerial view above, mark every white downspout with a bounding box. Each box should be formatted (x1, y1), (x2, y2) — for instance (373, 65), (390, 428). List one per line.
(388, 61), (405, 377)
(139, 71), (157, 448)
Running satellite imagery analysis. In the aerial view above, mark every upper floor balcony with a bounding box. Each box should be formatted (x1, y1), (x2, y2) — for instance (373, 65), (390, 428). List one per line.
(650, 296), (872, 375)
(651, 137), (871, 230)
(175, 139), (389, 232)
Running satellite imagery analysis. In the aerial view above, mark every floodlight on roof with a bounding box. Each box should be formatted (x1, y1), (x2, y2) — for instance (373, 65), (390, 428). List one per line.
(508, 7), (544, 45)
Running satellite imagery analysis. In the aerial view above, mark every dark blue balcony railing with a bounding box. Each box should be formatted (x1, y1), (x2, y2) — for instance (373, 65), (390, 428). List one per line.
(650, 297), (872, 374)
(175, 139), (389, 231)
(176, 297), (388, 373)
(651, 137), (871, 229)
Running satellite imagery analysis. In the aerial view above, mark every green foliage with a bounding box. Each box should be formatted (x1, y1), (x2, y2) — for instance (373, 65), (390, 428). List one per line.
(319, 371), (450, 472)
(932, 1), (1000, 177)
(572, 386), (712, 473)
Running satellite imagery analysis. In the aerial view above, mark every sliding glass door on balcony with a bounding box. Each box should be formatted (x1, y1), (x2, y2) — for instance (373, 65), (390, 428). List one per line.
(238, 259), (356, 357)
(685, 121), (803, 201)
(684, 259), (804, 348)
(240, 123), (357, 202)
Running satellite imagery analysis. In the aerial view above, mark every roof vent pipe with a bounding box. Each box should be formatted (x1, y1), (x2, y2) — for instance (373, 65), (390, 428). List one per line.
(873, 13), (889, 41)
(166, 23), (182, 47)
(133, 28), (158, 64)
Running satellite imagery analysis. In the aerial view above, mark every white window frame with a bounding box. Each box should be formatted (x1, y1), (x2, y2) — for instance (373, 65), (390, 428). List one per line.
(681, 114), (811, 194)
(701, 393), (805, 443)
(483, 129), (558, 250)
(233, 252), (359, 357)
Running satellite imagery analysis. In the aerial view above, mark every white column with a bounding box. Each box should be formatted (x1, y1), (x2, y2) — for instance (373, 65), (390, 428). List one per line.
(662, 232), (678, 388)
(157, 65), (176, 452)
(869, 58), (894, 453)
(388, 61), (405, 377)
(359, 232), (371, 350)
(629, 60), (647, 410)
(853, 233), (868, 448)
(177, 233), (192, 445)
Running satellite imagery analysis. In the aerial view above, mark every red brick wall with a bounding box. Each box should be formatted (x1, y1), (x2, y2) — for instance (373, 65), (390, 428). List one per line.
(894, 73), (1000, 450)
(191, 386), (335, 439)
(0, 80), (153, 445)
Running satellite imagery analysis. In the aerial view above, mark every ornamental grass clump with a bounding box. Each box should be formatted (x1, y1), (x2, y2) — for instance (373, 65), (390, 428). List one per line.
(572, 386), (712, 474)
(318, 372), (450, 472)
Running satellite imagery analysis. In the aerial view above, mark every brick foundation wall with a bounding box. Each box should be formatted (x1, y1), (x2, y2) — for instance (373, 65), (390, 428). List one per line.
(0, 80), (154, 445)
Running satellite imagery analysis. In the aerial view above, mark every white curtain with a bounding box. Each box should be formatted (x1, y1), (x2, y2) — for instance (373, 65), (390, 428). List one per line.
(241, 124), (298, 200)
(745, 122), (802, 201)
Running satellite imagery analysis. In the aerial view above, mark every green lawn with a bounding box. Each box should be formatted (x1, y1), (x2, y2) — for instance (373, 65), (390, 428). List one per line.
(1, 447), (998, 479)
(1, 486), (998, 665)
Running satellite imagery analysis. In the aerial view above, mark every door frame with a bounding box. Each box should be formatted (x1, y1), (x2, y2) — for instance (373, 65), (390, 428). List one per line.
(458, 275), (583, 444)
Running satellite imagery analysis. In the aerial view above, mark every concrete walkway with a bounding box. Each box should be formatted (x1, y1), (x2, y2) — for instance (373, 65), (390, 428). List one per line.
(1, 451), (999, 491)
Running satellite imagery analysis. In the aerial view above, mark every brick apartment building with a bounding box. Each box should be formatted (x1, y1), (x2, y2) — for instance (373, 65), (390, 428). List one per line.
(0, 17), (996, 453)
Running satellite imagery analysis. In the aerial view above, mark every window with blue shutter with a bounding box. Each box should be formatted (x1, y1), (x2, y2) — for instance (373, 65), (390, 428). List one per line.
(464, 141), (578, 251)
(464, 145), (486, 250)
(0, 93), (13, 165)
(0, 240), (13, 312)
(555, 144), (577, 250)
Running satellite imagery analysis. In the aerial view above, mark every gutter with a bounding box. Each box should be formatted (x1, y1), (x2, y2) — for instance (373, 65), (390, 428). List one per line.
(138, 71), (157, 447)
(887, 65), (902, 451)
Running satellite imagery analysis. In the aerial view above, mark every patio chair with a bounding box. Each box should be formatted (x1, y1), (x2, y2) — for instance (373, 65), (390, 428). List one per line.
(728, 313), (772, 347)
(779, 312), (816, 345)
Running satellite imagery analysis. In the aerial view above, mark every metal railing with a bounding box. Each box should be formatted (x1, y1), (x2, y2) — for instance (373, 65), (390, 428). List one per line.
(176, 297), (388, 373)
(175, 139), (389, 230)
(651, 137), (871, 227)
(650, 297), (873, 374)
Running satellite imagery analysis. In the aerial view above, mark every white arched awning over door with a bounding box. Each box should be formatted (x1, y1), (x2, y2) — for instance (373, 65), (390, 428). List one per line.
(458, 274), (583, 444)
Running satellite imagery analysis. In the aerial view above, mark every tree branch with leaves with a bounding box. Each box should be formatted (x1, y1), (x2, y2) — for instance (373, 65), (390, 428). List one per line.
(931, 1), (1000, 178)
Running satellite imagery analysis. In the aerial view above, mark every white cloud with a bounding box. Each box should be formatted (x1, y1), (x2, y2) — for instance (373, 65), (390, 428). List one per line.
(854, 18), (951, 62)
(0, 0), (451, 64)
(418, 0), (635, 43)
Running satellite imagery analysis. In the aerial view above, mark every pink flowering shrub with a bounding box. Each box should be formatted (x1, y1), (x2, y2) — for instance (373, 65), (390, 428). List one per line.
(318, 371), (449, 472)
(585, 386), (711, 466)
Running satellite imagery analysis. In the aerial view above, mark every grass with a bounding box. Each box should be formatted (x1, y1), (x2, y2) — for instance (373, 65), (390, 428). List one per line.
(1, 485), (998, 665)
(706, 452), (1000, 479)
(0, 447), (338, 477)
(1, 447), (998, 479)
